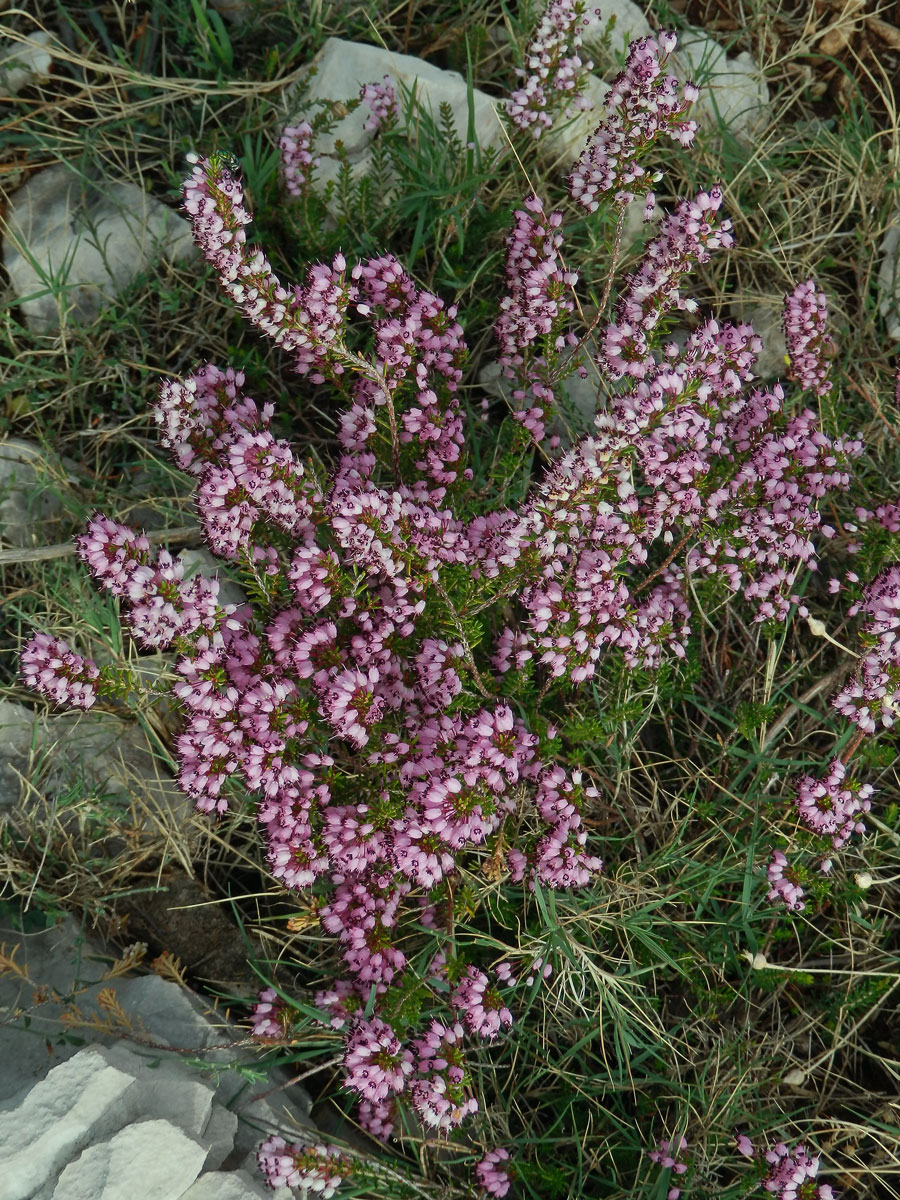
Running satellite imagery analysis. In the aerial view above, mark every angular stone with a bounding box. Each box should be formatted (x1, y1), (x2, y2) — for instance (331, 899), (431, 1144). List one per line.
(0, 697), (189, 824)
(199, 1105), (240, 1173)
(181, 548), (247, 609)
(101, 1044), (216, 1141)
(673, 30), (769, 140)
(179, 1171), (270, 1200)
(0, 1048), (135, 1200)
(47, 1119), (206, 1200)
(0, 915), (313, 1191)
(0, 438), (71, 548)
(729, 301), (789, 380)
(3, 164), (197, 333)
(109, 975), (225, 1053)
(0, 31), (53, 96)
(582, 0), (652, 57)
(288, 38), (503, 196)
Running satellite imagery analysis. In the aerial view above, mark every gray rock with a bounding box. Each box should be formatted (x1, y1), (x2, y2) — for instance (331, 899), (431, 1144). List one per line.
(0, 932), (311, 1193)
(181, 548), (247, 608)
(0, 1048), (134, 1200)
(0, 917), (314, 1131)
(0, 917), (110, 1105)
(0, 697), (189, 823)
(539, 72), (609, 171)
(478, 352), (605, 447)
(180, 1170), (270, 1200)
(0, 31), (53, 96)
(0, 438), (71, 548)
(100, 1045), (216, 1142)
(3, 164), (197, 333)
(200, 1105), (240, 1173)
(47, 1119), (207, 1200)
(110, 974), (226, 1053)
(673, 30), (769, 140)
(289, 38), (503, 196)
(582, 0), (653, 58)
(879, 211), (900, 340)
(729, 301), (789, 380)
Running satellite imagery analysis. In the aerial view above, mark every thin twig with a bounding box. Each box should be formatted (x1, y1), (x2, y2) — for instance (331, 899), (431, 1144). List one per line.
(432, 578), (491, 698)
(0, 525), (202, 567)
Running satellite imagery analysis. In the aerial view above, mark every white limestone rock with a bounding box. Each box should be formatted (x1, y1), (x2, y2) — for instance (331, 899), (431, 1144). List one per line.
(479, 352), (605, 447)
(0, 697), (189, 823)
(180, 1171), (270, 1200)
(878, 212), (900, 340)
(729, 301), (789, 379)
(0, 438), (72, 547)
(0, 31), (53, 96)
(100, 1045), (217, 1143)
(673, 30), (769, 140)
(0, 916), (314, 1197)
(181, 548), (248, 608)
(288, 38), (503, 196)
(539, 72), (609, 171)
(582, 1), (652, 58)
(111, 974), (226, 1053)
(0, 1048), (135, 1200)
(47, 1119), (207, 1200)
(3, 164), (197, 333)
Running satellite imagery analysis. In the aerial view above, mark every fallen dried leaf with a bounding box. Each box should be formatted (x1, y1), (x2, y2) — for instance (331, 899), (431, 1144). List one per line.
(868, 15), (900, 51)
(818, 0), (866, 55)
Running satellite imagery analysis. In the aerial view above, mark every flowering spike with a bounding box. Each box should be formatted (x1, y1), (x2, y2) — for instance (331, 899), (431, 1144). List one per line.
(360, 76), (399, 133)
(20, 634), (100, 710)
(568, 34), (699, 212)
(495, 194), (578, 443)
(279, 121), (317, 197)
(783, 278), (835, 396)
(506, 0), (594, 138)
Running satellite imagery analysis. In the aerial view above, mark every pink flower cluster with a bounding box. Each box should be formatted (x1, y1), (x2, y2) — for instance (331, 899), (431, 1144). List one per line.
(600, 187), (734, 375)
(737, 1137), (836, 1200)
(248, 986), (295, 1041)
(507, 0), (593, 138)
(249, 949), (522, 1140)
(74, 515), (234, 653)
(19, 47), (878, 1181)
(183, 153), (358, 383)
(833, 564), (900, 733)
(766, 850), (807, 913)
(20, 634), (100, 710)
(495, 194), (579, 444)
(795, 758), (873, 848)
(256, 1136), (353, 1196)
(476, 1147), (512, 1197)
(782, 279), (835, 397)
(762, 1143), (836, 1200)
(647, 1135), (689, 1200)
(568, 33), (699, 211)
(360, 76), (399, 134)
(279, 122), (317, 197)
(259, 956), (516, 1138)
(767, 559), (900, 914)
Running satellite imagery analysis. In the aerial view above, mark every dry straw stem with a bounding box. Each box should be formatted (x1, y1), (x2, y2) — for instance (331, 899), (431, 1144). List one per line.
(0, 524), (202, 568)
(0, 14), (309, 97)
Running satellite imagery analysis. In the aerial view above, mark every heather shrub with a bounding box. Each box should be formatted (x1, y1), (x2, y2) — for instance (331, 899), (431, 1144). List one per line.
(19, 6), (900, 1198)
